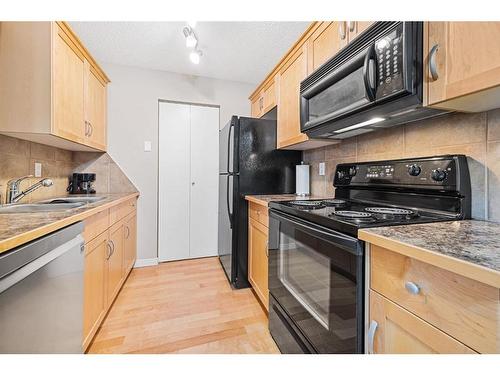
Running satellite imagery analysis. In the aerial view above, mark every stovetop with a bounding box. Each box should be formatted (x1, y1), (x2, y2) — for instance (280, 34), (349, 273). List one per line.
(269, 198), (461, 237)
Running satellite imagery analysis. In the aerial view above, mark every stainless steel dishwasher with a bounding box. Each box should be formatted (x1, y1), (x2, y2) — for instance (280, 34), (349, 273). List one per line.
(0, 222), (84, 353)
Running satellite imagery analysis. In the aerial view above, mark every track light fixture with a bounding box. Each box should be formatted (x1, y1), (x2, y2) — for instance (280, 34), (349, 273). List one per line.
(183, 22), (203, 64)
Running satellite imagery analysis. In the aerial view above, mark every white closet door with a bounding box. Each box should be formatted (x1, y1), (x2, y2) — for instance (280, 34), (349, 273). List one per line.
(158, 102), (190, 262)
(189, 105), (219, 258)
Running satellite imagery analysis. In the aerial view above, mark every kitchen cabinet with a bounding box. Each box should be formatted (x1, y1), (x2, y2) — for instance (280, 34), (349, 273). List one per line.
(367, 243), (499, 353)
(425, 22), (500, 112)
(82, 197), (137, 351)
(308, 22), (343, 73)
(369, 290), (475, 354)
(107, 221), (124, 306)
(248, 201), (269, 311)
(250, 75), (277, 118)
(123, 213), (137, 275)
(83, 231), (108, 350)
(277, 44), (309, 149)
(0, 21), (109, 151)
(346, 21), (374, 42)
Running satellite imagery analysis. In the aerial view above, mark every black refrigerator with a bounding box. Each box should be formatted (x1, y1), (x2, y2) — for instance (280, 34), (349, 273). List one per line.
(218, 116), (301, 289)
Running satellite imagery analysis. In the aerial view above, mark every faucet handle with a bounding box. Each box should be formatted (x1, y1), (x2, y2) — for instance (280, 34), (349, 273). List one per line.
(7, 175), (33, 187)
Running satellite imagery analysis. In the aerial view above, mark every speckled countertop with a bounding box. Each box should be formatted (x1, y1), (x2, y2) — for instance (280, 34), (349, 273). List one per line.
(0, 192), (138, 253)
(245, 194), (329, 207)
(359, 220), (500, 288)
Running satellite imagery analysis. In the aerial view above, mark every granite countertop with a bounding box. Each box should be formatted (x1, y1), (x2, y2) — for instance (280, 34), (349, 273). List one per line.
(0, 192), (139, 253)
(359, 220), (500, 288)
(245, 194), (329, 207)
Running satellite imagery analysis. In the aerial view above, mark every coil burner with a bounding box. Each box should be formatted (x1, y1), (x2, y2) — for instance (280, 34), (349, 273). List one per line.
(365, 207), (415, 215)
(322, 199), (347, 206)
(289, 201), (325, 210)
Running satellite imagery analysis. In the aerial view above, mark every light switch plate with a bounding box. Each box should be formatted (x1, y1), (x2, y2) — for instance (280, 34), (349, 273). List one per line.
(144, 141), (152, 152)
(319, 162), (325, 176)
(34, 162), (42, 177)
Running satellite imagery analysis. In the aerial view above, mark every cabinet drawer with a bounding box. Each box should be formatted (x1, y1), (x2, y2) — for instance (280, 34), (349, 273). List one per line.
(370, 245), (500, 353)
(109, 198), (136, 226)
(249, 201), (268, 227)
(84, 209), (109, 244)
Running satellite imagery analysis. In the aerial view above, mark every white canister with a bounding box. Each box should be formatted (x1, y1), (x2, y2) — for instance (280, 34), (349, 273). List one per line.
(296, 163), (310, 196)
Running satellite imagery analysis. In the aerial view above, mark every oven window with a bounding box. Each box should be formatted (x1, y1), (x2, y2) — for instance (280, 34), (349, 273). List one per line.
(308, 66), (369, 122)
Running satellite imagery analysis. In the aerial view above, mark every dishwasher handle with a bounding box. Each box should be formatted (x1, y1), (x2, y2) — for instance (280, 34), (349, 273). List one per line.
(0, 234), (84, 294)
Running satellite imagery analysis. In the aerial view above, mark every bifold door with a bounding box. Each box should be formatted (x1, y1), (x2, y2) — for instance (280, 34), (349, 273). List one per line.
(158, 101), (219, 262)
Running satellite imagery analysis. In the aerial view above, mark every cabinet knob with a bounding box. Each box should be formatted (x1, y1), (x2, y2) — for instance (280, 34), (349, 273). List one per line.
(405, 281), (420, 295)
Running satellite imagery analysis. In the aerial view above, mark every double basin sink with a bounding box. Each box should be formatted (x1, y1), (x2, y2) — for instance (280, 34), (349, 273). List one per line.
(0, 196), (105, 214)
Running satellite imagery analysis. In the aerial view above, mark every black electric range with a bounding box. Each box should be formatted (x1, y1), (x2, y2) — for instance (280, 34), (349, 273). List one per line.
(267, 155), (471, 354)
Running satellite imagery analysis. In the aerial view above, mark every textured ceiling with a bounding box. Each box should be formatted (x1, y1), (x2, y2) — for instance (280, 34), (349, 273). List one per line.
(70, 22), (310, 84)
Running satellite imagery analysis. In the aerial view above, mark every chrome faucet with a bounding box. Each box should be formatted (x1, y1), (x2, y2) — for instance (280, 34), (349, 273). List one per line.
(6, 176), (53, 204)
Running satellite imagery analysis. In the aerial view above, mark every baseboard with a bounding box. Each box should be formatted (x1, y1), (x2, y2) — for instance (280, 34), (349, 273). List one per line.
(133, 258), (159, 268)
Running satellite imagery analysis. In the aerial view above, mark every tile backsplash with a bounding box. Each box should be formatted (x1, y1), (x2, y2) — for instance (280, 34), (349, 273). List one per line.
(303, 109), (500, 222)
(0, 134), (137, 204)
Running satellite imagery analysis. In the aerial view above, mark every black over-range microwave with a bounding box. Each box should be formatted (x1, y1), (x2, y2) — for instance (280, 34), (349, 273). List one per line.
(300, 22), (447, 139)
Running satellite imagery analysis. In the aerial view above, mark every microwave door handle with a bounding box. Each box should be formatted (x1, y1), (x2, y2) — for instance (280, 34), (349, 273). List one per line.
(363, 43), (377, 101)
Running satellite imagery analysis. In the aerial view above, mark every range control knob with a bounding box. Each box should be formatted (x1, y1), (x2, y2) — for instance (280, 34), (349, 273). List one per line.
(431, 168), (447, 182)
(349, 167), (357, 177)
(407, 164), (421, 176)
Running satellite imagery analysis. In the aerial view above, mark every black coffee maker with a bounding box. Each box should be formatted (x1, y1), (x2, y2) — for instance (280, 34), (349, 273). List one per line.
(67, 173), (96, 194)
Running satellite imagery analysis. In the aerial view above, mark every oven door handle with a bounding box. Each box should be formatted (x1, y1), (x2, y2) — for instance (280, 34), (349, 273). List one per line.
(363, 43), (377, 101)
(269, 210), (362, 255)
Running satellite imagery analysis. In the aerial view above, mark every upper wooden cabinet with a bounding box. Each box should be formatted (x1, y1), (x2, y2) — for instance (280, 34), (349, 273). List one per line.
(308, 22), (343, 73)
(425, 22), (500, 112)
(250, 75), (277, 117)
(277, 44), (309, 149)
(0, 22), (109, 151)
(346, 21), (375, 42)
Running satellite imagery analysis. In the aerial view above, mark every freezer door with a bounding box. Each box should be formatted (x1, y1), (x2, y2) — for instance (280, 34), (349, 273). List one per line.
(219, 117), (237, 174)
(218, 174), (233, 281)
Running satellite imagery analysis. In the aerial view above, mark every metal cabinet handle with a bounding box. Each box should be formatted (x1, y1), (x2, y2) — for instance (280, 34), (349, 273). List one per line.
(88, 122), (93, 136)
(125, 226), (130, 239)
(84, 121), (89, 136)
(266, 241), (269, 257)
(405, 281), (420, 295)
(348, 21), (355, 32)
(367, 320), (378, 354)
(339, 22), (346, 40)
(259, 96), (264, 110)
(429, 44), (439, 81)
(106, 242), (112, 260)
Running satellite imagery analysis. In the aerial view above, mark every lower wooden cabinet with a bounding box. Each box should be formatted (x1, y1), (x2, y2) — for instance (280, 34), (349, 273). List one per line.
(369, 290), (476, 354)
(248, 217), (269, 311)
(82, 197), (137, 351)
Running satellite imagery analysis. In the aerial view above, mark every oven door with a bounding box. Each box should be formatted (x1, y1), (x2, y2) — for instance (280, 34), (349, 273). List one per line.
(268, 210), (364, 354)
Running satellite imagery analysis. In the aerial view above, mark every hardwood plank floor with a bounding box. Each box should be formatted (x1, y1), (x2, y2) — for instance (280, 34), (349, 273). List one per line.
(88, 257), (280, 354)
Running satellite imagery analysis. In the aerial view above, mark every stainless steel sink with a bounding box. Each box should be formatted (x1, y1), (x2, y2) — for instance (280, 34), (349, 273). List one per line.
(38, 196), (106, 204)
(0, 202), (85, 214)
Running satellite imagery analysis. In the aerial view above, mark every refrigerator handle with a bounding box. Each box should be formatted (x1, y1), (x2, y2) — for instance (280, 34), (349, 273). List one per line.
(227, 120), (234, 174)
(226, 175), (233, 229)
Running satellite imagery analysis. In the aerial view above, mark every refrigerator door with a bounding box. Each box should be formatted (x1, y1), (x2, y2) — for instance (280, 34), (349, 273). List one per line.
(218, 173), (234, 282)
(238, 117), (300, 194)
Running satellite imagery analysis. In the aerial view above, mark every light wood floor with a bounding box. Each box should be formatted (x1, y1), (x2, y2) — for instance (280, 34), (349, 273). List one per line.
(88, 256), (280, 354)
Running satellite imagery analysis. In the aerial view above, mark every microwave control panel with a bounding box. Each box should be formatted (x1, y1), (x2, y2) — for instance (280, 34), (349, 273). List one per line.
(375, 23), (404, 99)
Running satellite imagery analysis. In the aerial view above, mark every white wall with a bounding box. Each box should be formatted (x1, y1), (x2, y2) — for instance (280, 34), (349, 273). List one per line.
(103, 63), (254, 262)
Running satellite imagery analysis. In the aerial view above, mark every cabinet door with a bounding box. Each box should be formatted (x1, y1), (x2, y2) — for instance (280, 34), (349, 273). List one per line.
(262, 76), (277, 114)
(248, 217), (269, 311)
(107, 221), (124, 306)
(251, 94), (263, 117)
(369, 290), (476, 354)
(83, 231), (108, 350)
(123, 213), (137, 275)
(52, 24), (85, 143)
(308, 22), (342, 73)
(347, 21), (374, 42)
(277, 44), (309, 149)
(427, 22), (500, 108)
(85, 64), (107, 150)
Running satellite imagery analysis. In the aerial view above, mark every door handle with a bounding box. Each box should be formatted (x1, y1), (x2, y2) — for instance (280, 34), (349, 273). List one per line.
(367, 320), (378, 354)
(429, 44), (439, 81)
(363, 43), (377, 101)
(88, 122), (93, 136)
(84, 121), (89, 136)
(106, 242), (112, 260)
(125, 226), (130, 239)
(348, 21), (355, 32)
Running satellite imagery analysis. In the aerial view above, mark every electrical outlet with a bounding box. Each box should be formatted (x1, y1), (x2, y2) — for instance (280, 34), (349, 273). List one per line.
(144, 141), (152, 152)
(34, 162), (42, 177)
(319, 162), (325, 176)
